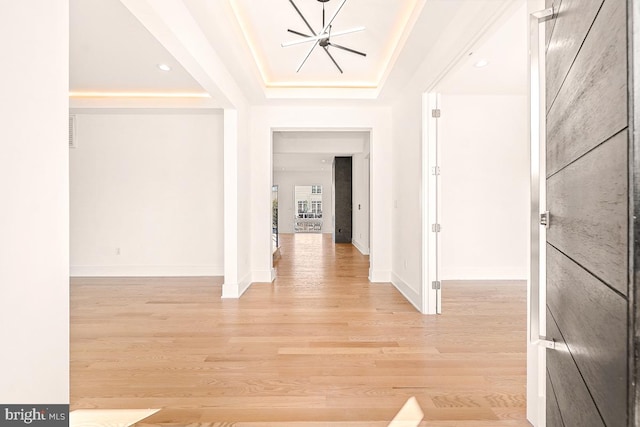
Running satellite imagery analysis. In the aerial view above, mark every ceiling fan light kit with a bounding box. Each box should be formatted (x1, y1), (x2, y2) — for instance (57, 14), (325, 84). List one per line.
(281, 0), (367, 74)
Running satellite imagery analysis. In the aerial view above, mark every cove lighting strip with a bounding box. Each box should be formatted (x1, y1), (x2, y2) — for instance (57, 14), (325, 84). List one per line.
(69, 91), (211, 98)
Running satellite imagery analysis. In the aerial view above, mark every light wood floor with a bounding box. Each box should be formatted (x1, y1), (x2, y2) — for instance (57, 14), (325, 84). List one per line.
(70, 233), (530, 426)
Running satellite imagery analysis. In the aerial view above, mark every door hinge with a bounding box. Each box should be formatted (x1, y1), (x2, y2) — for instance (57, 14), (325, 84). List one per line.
(540, 211), (550, 228)
(431, 166), (441, 176)
(431, 108), (441, 118)
(431, 224), (441, 232)
(431, 280), (441, 290)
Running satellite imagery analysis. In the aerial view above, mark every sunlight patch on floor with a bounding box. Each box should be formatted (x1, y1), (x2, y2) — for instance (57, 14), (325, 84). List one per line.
(70, 409), (160, 427)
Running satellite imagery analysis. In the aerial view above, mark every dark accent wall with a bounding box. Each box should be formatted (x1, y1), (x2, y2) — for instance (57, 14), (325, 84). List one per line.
(333, 157), (352, 243)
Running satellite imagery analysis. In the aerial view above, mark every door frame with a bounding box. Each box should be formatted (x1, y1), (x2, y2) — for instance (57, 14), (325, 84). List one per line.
(421, 92), (440, 315)
(527, 2), (552, 425)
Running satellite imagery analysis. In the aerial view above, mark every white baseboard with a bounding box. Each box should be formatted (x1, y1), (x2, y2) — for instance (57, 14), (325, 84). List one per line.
(391, 272), (422, 312)
(222, 271), (252, 299)
(70, 265), (223, 277)
(369, 269), (391, 283)
(252, 269), (275, 283)
(352, 239), (369, 255)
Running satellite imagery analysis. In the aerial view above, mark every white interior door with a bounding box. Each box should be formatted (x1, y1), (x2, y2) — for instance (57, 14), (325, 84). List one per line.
(422, 92), (441, 315)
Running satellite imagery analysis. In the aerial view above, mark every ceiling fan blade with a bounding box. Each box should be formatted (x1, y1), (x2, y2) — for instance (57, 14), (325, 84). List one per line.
(289, 0), (317, 35)
(296, 40), (321, 72)
(288, 29), (311, 38)
(321, 0), (348, 33)
(282, 33), (328, 48)
(327, 26), (365, 38)
(328, 42), (367, 57)
(323, 47), (344, 74)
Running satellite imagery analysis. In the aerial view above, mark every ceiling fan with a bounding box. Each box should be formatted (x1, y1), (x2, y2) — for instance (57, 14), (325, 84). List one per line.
(281, 0), (367, 74)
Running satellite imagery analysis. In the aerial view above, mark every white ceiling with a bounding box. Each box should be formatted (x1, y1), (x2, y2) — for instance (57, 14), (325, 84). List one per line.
(436, 2), (528, 95)
(69, 0), (527, 169)
(273, 130), (369, 172)
(69, 0), (525, 102)
(69, 0), (205, 94)
(228, 0), (419, 87)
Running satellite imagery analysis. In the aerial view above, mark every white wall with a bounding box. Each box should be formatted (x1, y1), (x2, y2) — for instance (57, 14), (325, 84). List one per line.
(390, 91), (424, 309)
(70, 110), (224, 276)
(250, 104), (392, 284)
(273, 170), (333, 234)
(0, 1), (69, 404)
(352, 150), (370, 255)
(388, 2), (529, 312)
(439, 94), (528, 280)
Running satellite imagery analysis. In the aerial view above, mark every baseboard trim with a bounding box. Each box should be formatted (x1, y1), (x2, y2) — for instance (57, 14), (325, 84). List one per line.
(222, 272), (252, 299)
(391, 272), (421, 312)
(252, 269), (275, 283)
(70, 265), (223, 277)
(369, 269), (391, 283)
(352, 239), (370, 255)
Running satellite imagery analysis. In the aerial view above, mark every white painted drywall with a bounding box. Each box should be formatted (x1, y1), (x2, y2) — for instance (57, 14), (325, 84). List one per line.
(390, 91), (424, 308)
(0, 1), (69, 404)
(273, 171), (333, 234)
(250, 105), (392, 284)
(69, 111), (224, 276)
(352, 151), (370, 255)
(438, 94), (528, 280)
(389, 2), (530, 311)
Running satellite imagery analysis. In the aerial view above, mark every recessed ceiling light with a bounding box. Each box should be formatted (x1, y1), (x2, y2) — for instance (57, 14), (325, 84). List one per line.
(474, 59), (489, 68)
(157, 64), (171, 72)
(321, 159), (326, 163)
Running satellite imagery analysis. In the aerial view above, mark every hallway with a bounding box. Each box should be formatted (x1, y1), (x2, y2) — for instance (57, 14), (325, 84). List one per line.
(71, 234), (528, 426)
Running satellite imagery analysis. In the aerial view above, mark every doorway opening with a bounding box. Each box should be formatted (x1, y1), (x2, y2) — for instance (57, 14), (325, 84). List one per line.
(271, 130), (371, 279)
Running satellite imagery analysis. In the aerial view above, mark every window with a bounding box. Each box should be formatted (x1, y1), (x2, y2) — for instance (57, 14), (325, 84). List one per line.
(311, 200), (322, 215)
(311, 185), (322, 194)
(297, 200), (308, 216)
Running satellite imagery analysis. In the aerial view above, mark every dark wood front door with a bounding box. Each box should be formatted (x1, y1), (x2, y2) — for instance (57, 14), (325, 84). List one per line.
(543, 0), (630, 425)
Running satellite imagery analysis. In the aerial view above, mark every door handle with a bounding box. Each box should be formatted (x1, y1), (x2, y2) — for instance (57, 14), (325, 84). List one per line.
(529, 7), (554, 345)
(537, 336), (555, 350)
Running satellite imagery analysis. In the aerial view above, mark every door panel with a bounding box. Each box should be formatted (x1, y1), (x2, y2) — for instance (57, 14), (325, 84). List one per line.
(547, 247), (627, 425)
(546, 131), (628, 295)
(544, 0), (630, 425)
(545, 308), (604, 427)
(543, 0), (562, 50)
(545, 374), (564, 427)
(545, 0), (603, 107)
(546, 0), (627, 177)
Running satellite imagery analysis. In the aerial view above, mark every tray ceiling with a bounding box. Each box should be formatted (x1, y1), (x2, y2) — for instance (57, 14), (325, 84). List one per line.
(229, 0), (421, 88)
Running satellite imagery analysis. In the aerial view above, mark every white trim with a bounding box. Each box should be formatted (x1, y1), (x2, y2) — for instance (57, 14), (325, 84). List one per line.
(422, 92), (439, 315)
(70, 265), (223, 277)
(391, 273), (421, 312)
(527, 1), (548, 424)
(222, 272), (252, 298)
(252, 269), (275, 283)
(369, 269), (391, 283)
(352, 238), (369, 255)
(441, 275), (528, 282)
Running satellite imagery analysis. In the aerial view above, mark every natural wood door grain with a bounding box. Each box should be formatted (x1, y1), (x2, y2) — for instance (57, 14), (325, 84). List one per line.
(546, 130), (628, 295)
(545, 0), (627, 177)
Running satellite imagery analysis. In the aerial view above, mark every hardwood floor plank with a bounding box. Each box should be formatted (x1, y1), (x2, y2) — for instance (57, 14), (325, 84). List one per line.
(71, 234), (528, 426)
